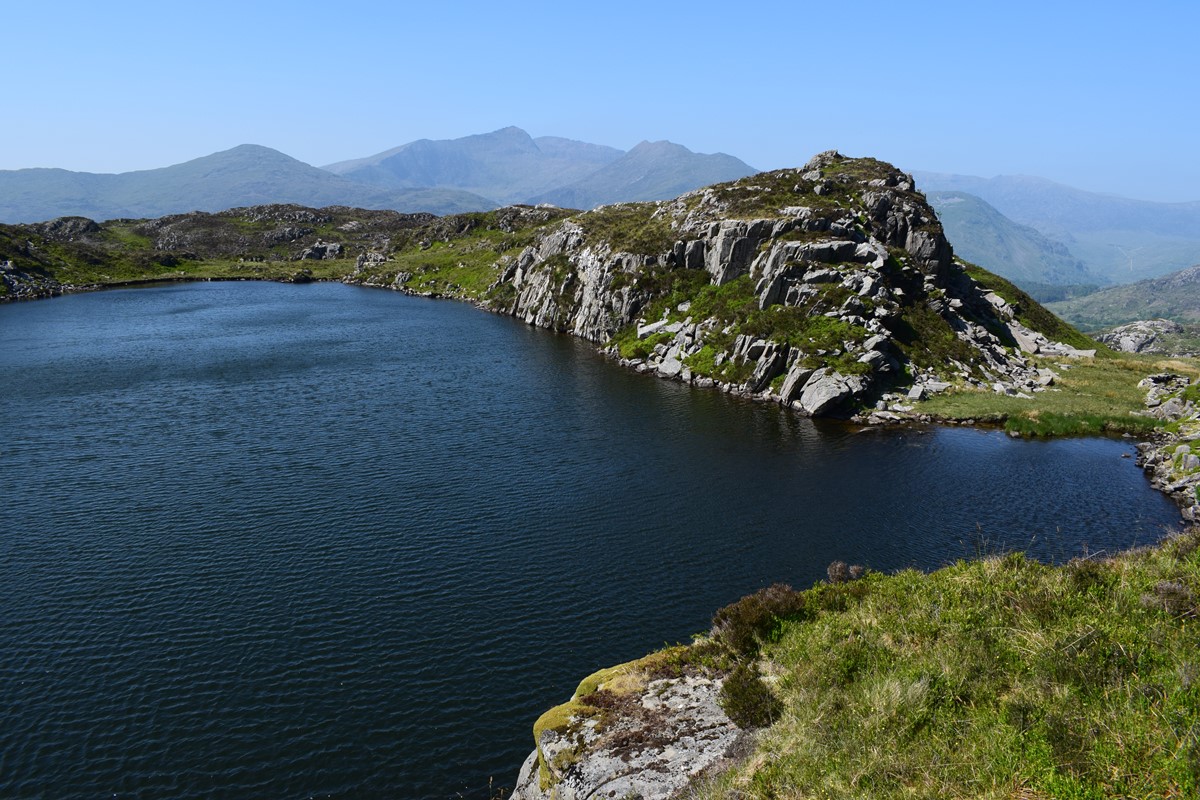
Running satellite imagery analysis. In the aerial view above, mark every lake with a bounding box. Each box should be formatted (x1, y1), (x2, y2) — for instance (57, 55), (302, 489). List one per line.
(0, 281), (1181, 798)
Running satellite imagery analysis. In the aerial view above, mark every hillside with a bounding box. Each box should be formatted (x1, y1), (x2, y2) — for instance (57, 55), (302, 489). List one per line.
(914, 171), (1200, 283)
(0, 145), (494, 223)
(1047, 263), (1200, 329)
(927, 191), (1101, 295)
(345, 151), (1110, 431)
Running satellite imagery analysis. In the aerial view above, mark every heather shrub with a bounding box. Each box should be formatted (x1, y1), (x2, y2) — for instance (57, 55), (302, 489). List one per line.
(711, 583), (807, 657)
(719, 663), (782, 729)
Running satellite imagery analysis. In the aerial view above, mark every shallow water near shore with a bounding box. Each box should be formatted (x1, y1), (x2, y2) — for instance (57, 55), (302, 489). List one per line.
(0, 281), (1180, 798)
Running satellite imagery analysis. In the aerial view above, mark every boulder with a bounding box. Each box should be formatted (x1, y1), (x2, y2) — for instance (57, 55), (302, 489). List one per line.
(510, 669), (743, 800)
(297, 241), (343, 260)
(658, 356), (684, 379)
(779, 363), (816, 403)
(799, 369), (853, 415)
(748, 344), (788, 392)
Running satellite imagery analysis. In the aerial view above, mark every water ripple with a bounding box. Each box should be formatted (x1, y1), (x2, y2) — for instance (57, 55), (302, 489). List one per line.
(0, 282), (1181, 799)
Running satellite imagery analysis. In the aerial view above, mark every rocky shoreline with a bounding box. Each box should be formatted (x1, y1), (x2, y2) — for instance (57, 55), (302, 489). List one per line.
(1135, 373), (1200, 521)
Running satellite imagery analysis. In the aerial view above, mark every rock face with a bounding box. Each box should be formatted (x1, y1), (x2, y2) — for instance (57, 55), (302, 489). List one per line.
(296, 240), (343, 260)
(1136, 373), (1200, 520)
(480, 151), (1092, 417)
(509, 652), (746, 800)
(1098, 319), (1184, 353)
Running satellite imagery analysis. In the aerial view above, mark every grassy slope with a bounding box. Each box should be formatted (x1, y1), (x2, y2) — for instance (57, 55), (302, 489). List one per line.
(918, 355), (1200, 437)
(687, 530), (1200, 799)
(2, 207), (573, 295)
(910, 263), (1195, 436)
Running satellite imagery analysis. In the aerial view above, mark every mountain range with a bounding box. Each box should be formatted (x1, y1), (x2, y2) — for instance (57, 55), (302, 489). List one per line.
(914, 171), (1200, 285)
(0, 127), (757, 224)
(1046, 263), (1200, 329)
(6, 129), (1199, 301)
(926, 191), (1102, 296)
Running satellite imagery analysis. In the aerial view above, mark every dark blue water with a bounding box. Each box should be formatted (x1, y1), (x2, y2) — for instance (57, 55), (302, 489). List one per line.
(0, 282), (1180, 798)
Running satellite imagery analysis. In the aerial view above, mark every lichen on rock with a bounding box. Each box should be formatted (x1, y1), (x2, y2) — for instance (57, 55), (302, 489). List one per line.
(510, 649), (747, 800)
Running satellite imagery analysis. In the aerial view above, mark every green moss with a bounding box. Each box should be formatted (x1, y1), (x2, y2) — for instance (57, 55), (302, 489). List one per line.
(891, 303), (985, 376)
(613, 327), (672, 360)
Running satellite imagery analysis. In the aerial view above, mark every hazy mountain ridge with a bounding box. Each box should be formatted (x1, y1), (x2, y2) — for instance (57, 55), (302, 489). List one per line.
(0, 128), (758, 223)
(527, 140), (756, 209)
(914, 171), (1200, 283)
(323, 126), (628, 204)
(1047, 263), (1200, 329)
(927, 190), (1102, 293)
(324, 127), (757, 207)
(0, 145), (494, 222)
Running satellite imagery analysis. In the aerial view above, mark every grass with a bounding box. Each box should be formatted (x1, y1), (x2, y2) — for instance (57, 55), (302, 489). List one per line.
(686, 529), (1200, 799)
(701, 154), (914, 220)
(964, 262), (1102, 353)
(391, 239), (509, 297)
(576, 203), (677, 255)
(919, 354), (1200, 436)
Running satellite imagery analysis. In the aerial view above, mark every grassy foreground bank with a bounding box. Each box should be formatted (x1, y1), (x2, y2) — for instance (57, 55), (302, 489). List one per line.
(682, 530), (1200, 799)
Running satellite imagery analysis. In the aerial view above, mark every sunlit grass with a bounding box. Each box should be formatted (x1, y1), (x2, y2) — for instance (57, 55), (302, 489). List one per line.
(918, 355), (1200, 436)
(688, 530), (1200, 799)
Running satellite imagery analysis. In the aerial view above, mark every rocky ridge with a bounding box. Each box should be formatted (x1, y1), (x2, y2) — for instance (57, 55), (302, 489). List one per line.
(461, 151), (1095, 420)
(1096, 318), (1200, 357)
(1099, 319), (1184, 353)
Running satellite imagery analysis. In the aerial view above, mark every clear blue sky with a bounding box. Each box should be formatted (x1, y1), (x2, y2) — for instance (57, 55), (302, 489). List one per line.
(4, 0), (1197, 201)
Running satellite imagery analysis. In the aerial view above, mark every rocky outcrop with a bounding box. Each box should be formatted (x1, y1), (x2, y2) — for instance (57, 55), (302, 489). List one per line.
(1098, 319), (1184, 354)
(0, 259), (64, 301)
(509, 651), (747, 800)
(481, 151), (1092, 418)
(1136, 373), (1200, 520)
(296, 241), (343, 260)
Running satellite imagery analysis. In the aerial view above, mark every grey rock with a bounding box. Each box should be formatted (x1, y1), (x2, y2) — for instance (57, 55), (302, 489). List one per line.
(863, 334), (890, 352)
(1098, 319), (1183, 354)
(779, 363), (816, 403)
(748, 344), (788, 393)
(658, 356), (683, 379)
(799, 369), (853, 415)
(511, 674), (743, 800)
(638, 319), (668, 338)
(297, 241), (343, 260)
